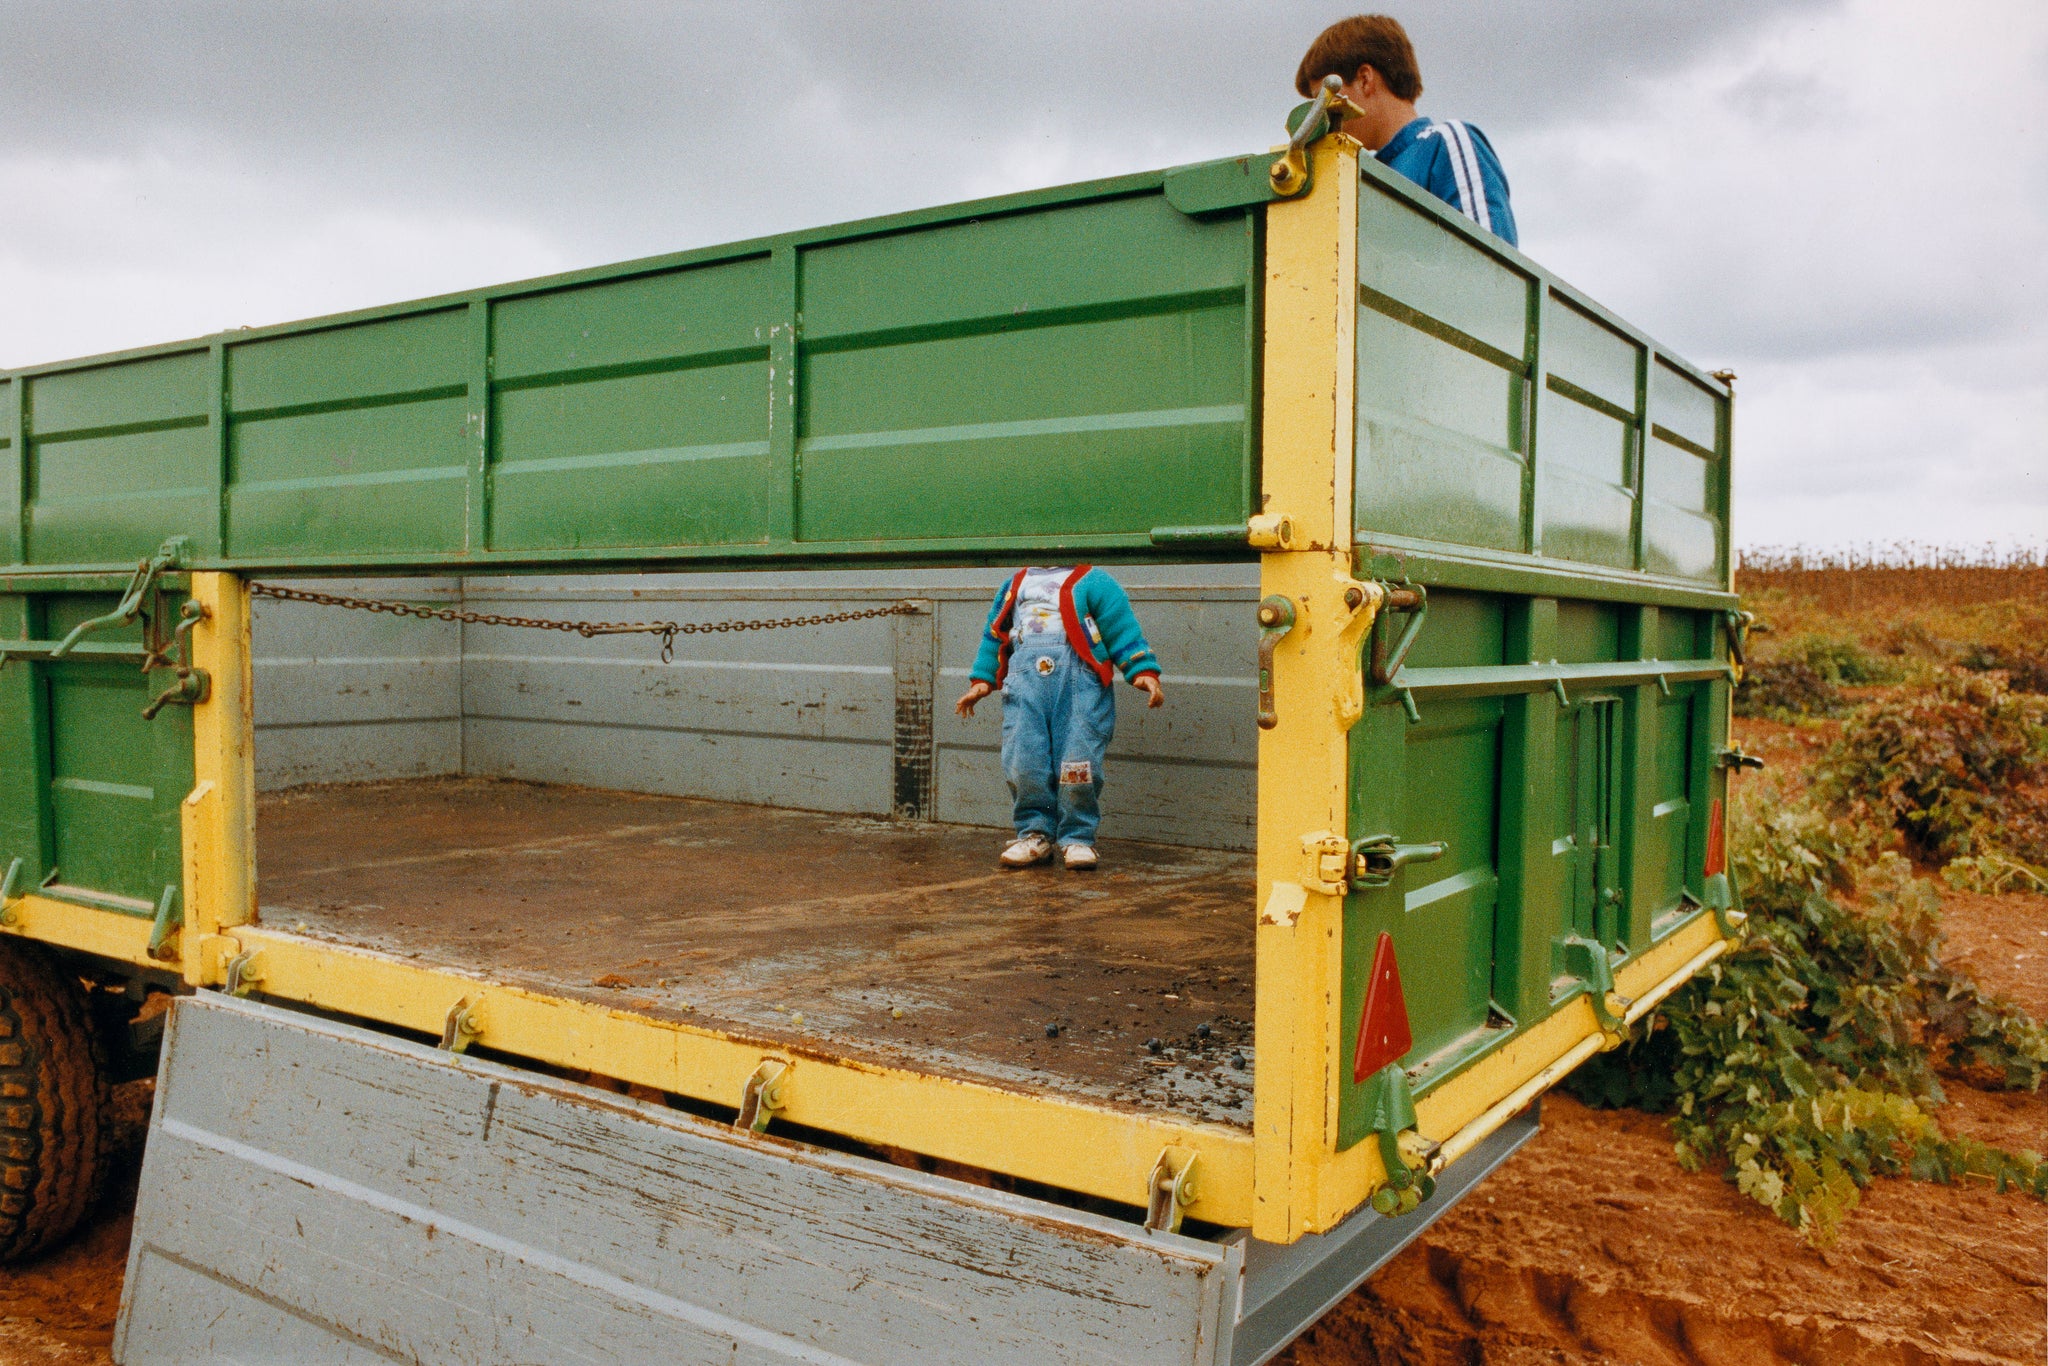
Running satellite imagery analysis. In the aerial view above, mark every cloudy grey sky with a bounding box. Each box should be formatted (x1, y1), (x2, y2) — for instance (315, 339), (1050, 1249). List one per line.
(1, 1), (2039, 550)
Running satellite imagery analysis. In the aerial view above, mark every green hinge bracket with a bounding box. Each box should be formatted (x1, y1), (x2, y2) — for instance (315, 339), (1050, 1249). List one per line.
(1701, 871), (1749, 939)
(1360, 1064), (1438, 1216)
(1368, 583), (1428, 724)
(0, 857), (24, 926)
(146, 885), (182, 961)
(1559, 935), (1631, 1045)
(46, 536), (189, 662)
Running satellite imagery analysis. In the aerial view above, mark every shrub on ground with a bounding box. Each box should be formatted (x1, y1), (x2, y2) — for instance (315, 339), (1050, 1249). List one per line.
(1566, 781), (2048, 1245)
(1788, 633), (1894, 686)
(1811, 672), (2048, 865)
(1733, 659), (1840, 720)
(1957, 642), (2048, 695)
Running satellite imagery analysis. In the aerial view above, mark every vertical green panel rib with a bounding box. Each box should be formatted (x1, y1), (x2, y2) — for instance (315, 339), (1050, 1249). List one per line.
(1522, 282), (1548, 556)
(769, 245), (800, 545)
(0, 595), (47, 883)
(1495, 596), (1560, 1023)
(1, 380), (21, 566)
(467, 300), (492, 553)
(1619, 604), (1659, 954)
(1634, 350), (1656, 573)
(207, 342), (228, 558)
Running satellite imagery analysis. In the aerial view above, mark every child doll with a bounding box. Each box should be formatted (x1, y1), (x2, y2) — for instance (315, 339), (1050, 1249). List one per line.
(954, 566), (1164, 870)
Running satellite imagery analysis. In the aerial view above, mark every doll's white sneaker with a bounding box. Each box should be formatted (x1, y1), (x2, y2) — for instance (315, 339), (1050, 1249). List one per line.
(1061, 844), (1098, 871)
(999, 833), (1055, 868)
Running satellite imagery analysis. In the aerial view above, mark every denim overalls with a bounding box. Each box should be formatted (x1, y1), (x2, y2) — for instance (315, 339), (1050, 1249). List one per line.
(1001, 630), (1115, 848)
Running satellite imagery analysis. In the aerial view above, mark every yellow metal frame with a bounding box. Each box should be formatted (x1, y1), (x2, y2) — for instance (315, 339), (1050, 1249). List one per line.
(0, 174), (1736, 1240)
(1249, 140), (1732, 1241)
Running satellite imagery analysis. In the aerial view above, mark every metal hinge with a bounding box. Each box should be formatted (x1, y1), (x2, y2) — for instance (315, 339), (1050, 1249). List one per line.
(1701, 873), (1749, 939)
(146, 885), (182, 961)
(1559, 936), (1631, 1045)
(1144, 1145), (1200, 1234)
(1360, 1064), (1437, 1216)
(1716, 745), (1765, 772)
(0, 858), (25, 927)
(735, 1059), (790, 1134)
(222, 949), (265, 998)
(439, 997), (484, 1053)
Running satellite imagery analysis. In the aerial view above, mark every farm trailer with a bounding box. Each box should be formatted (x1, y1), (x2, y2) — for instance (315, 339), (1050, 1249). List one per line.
(0, 107), (1746, 1363)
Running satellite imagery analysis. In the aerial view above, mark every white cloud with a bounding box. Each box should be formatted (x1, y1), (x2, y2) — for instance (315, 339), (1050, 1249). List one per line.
(0, 0), (2033, 551)
(1503, 0), (2045, 547)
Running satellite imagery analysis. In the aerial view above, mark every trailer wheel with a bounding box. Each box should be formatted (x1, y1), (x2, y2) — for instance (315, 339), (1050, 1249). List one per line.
(0, 938), (109, 1262)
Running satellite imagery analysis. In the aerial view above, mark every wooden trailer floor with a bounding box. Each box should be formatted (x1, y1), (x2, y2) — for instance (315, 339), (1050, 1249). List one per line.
(255, 777), (1257, 1126)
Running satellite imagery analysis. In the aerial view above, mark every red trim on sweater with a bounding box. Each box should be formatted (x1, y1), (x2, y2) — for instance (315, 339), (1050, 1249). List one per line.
(989, 567), (1030, 687)
(1055, 566), (1117, 686)
(991, 564), (1138, 688)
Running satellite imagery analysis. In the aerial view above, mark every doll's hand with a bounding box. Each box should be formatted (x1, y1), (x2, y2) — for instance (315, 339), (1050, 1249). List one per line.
(956, 680), (994, 716)
(1135, 675), (1165, 708)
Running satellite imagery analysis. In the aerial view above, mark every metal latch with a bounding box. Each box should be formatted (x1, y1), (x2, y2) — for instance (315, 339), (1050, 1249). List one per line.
(439, 997), (484, 1053)
(222, 949), (265, 998)
(1716, 745), (1765, 772)
(1723, 609), (1755, 682)
(47, 536), (186, 661)
(1255, 596), (1296, 730)
(1301, 832), (1351, 897)
(1369, 584), (1428, 724)
(141, 598), (211, 721)
(1269, 74), (1366, 196)
(736, 1059), (790, 1134)
(1349, 836), (1447, 890)
(1144, 1145), (1200, 1234)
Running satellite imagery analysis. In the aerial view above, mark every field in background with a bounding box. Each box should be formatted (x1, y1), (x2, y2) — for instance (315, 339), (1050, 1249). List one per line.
(1739, 541), (2048, 613)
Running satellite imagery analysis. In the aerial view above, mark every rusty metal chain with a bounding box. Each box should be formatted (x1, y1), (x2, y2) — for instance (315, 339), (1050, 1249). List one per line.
(247, 582), (919, 663)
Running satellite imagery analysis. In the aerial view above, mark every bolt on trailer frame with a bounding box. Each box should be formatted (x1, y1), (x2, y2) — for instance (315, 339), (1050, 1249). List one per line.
(0, 126), (1739, 1249)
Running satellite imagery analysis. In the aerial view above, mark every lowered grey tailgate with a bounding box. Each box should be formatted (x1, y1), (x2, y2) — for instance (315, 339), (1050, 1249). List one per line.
(115, 993), (1237, 1365)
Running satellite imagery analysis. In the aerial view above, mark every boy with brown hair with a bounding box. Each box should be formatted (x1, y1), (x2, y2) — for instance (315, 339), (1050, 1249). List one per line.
(1296, 15), (1518, 246)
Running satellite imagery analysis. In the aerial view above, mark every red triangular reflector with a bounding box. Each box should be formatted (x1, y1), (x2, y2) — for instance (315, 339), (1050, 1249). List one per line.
(1352, 931), (1414, 1082)
(1704, 797), (1726, 877)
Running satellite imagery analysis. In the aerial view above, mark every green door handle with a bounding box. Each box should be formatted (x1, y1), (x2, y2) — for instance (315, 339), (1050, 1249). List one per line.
(1350, 836), (1448, 889)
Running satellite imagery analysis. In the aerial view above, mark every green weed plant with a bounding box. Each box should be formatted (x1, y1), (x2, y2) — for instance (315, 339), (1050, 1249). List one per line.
(1812, 671), (2048, 867)
(1569, 780), (2047, 1245)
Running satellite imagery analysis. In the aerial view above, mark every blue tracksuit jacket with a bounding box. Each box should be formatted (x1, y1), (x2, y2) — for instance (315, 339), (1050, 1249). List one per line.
(1377, 116), (1518, 247)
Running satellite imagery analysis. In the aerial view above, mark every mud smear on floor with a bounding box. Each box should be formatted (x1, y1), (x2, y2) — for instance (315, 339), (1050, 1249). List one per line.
(257, 777), (1259, 1123)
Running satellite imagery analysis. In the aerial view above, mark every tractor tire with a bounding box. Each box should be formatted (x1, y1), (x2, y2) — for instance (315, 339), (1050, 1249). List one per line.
(0, 938), (109, 1262)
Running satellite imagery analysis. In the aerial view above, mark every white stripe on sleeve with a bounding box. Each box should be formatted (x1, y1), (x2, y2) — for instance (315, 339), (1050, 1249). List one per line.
(1422, 122), (1479, 223)
(1443, 121), (1493, 232)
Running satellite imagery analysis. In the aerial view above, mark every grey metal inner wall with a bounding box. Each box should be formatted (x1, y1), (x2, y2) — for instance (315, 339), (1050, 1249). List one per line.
(251, 566), (1259, 849)
(252, 577), (464, 790)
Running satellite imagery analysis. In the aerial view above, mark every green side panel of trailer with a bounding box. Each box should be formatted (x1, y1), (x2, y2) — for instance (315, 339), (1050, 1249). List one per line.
(0, 586), (194, 920)
(1336, 160), (1733, 1150)
(1352, 157), (1730, 584)
(2, 173), (1261, 573)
